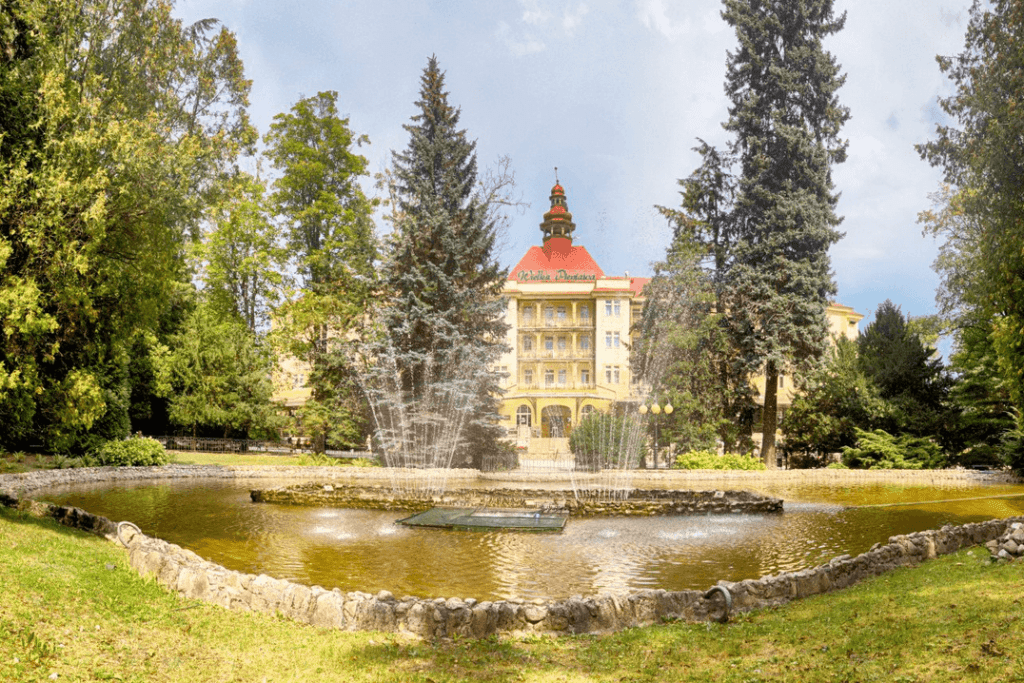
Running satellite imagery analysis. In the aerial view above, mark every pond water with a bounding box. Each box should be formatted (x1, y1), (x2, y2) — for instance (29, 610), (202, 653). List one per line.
(39, 478), (1024, 602)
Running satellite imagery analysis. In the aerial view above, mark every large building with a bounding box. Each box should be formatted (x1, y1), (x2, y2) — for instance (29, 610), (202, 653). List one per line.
(494, 181), (865, 457)
(493, 182), (649, 454)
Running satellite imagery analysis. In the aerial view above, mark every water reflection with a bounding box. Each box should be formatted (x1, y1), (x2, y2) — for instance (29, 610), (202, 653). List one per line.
(38, 478), (1024, 601)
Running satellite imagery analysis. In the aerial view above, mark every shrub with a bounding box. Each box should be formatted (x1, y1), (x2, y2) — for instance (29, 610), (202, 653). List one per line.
(672, 449), (766, 470)
(481, 441), (519, 472)
(841, 429), (945, 470)
(569, 412), (645, 471)
(92, 437), (170, 467)
(826, 461), (848, 469)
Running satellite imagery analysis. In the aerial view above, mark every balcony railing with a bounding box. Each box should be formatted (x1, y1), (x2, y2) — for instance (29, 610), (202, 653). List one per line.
(518, 316), (593, 329)
(516, 382), (598, 392)
(518, 348), (594, 360)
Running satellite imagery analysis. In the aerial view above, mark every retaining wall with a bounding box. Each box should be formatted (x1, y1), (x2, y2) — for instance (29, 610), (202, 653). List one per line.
(250, 483), (783, 515)
(1, 466), (1022, 640)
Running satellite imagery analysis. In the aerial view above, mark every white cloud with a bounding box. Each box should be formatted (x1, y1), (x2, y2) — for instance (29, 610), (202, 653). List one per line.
(497, 21), (546, 57)
(519, 0), (553, 25)
(562, 3), (589, 35)
(636, 0), (690, 38)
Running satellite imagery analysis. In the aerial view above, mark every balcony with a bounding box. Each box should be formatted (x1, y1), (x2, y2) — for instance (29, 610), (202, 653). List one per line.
(518, 316), (593, 330)
(518, 348), (594, 361)
(516, 382), (598, 392)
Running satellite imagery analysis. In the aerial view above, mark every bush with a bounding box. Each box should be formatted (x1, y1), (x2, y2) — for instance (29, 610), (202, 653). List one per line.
(672, 449), (766, 470)
(841, 429), (946, 470)
(481, 441), (519, 472)
(569, 412), (645, 471)
(92, 437), (170, 467)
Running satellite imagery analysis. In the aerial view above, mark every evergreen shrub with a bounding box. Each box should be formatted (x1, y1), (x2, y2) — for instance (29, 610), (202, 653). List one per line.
(92, 437), (170, 467)
(841, 429), (945, 470)
(672, 450), (766, 470)
(569, 413), (644, 471)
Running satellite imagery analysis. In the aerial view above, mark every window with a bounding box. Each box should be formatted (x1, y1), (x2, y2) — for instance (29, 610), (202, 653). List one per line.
(522, 336), (533, 351)
(613, 331), (620, 348)
(556, 306), (567, 320)
(613, 366), (620, 384)
(580, 305), (589, 320)
(614, 300), (621, 316)
(545, 369), (555, 386)
(605, 332), (613, 348)
(500, 366), (508, 385)
(557, 336), (567, 350)
(778, 373), (785, 389)
(581, 404), (596, 418)
(580, 335), (590, 350)
(558, 369), (567, 385)
(581, 368), (590, 384)
(544, 306), (554, 322)
(605, 366), (612, 383)
(605, 301), (612, 316)
(524, 369), (533, 385)
(523, 306), (534, 320)
(544, 336), (554, 351)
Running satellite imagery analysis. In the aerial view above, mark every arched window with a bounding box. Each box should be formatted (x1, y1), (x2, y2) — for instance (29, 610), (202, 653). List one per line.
(516, 405), (532, 427)
(580, 404), (597, 419)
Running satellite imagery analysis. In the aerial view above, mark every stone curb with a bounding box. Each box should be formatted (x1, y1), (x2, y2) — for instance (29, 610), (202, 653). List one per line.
(2, 466), (1021, 640)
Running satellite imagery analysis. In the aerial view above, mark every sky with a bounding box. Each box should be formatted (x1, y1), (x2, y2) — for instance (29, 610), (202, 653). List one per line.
(175, 0), (971, 333)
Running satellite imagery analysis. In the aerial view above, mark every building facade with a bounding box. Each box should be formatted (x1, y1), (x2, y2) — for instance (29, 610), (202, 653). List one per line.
(493, 182), (649, 452)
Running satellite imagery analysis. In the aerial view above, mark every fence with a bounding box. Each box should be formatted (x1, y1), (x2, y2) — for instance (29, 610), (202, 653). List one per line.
(151, 436), (374, 460)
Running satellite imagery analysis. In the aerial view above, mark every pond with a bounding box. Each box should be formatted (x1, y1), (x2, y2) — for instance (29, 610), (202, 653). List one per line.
(38, 477), (1024, 602)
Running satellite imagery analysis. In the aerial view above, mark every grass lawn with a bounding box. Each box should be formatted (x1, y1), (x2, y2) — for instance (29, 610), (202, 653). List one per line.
(2, 506), (1023, 682)
(0, 449), (380, 471)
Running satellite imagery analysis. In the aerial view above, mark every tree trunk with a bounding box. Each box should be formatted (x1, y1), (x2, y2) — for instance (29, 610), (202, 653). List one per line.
(762, 362), (779, 468)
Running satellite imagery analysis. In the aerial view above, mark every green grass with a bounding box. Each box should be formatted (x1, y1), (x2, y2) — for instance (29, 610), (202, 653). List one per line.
(2, 505), (1023, 682)
(0, 449), (380, 470)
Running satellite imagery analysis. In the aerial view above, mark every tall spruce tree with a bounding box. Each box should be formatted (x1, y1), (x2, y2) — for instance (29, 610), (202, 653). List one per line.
(722, 0), (850, 466)
(377, 56), (509, 468)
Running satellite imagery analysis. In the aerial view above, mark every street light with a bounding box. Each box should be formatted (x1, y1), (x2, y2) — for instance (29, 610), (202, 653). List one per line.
(639, 401), (673, 468)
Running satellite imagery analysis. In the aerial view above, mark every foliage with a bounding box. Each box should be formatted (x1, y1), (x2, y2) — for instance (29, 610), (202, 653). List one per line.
(672, 449), (765, 470)
(154, 301), (281, 438)
(667, 0), (850, 466)
(198, 171), (287, 334)
(569, 412), (645, 471)
(264, 91), (378, 451)
(481, 440), (519, 472)
(0, 0), (252, 453)
(782, 336), (887, 467)
(91, 437), (170, 467)
(841, 429), (946, 470)
(643, 171), (755, 453)
(373, 56), (510, 468)
(919, 0), (1024, 417)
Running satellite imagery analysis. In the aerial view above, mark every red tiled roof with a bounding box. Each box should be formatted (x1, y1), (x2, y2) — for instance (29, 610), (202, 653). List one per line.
(508, 238), (605, 281)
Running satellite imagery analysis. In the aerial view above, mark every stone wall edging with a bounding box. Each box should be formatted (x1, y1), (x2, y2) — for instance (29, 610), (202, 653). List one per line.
(2, 466), (1022, 639)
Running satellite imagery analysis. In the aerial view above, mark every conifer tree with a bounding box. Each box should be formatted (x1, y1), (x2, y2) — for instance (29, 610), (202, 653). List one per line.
(376, 56), (509, 468)
(722, 0), (850, 466)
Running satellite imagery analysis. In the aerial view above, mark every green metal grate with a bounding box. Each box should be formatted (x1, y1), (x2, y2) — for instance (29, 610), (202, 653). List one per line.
(396, 507), (567, 532)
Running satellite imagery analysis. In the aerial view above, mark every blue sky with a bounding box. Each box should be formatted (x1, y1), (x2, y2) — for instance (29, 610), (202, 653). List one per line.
(176, 0), (970, 332)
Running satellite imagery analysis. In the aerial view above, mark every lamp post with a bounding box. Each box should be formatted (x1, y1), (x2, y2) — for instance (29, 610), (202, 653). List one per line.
(639, 401), (673, 468)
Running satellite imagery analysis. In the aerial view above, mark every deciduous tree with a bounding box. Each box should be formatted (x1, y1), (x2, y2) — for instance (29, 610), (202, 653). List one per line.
(263, 91), (378, 451)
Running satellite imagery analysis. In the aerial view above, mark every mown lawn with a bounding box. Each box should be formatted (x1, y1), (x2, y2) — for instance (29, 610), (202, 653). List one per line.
(2, 505), (1023, 682)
